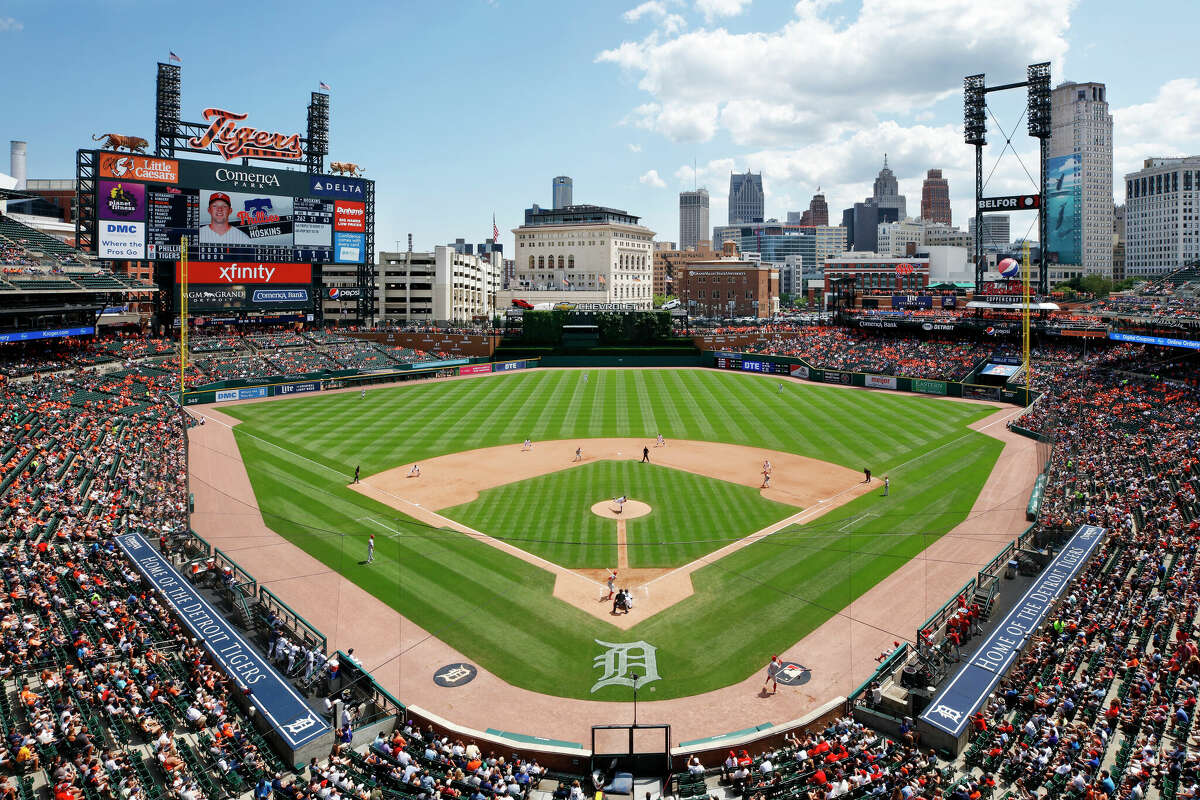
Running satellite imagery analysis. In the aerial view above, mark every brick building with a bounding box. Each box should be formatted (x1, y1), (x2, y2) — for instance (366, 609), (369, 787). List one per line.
(677, 242), (779, 318)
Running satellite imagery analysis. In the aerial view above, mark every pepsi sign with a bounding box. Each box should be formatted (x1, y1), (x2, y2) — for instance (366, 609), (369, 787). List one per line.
(310, 175), (366, 200)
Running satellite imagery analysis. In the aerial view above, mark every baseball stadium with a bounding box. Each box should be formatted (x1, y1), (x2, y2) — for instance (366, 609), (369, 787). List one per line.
(2, 54), (1200, 800)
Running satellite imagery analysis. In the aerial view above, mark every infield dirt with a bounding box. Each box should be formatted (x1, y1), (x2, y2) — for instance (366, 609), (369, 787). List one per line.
(349, 437), (873, 626)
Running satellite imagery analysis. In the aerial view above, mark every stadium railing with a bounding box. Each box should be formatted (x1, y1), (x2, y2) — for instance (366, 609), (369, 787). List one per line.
(333, 649), (405, 729)
(260, 585), (328, 655)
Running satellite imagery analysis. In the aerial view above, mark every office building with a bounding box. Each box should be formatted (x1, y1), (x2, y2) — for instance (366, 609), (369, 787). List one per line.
(552, 176), (573, 209)
(728, 171), (764, 224)
(376, 246), (499, 323)
(968, 215), (1011, 250)
(1124, 156), (1200, 276)
(512, 204), (656, 308)
(679, 189), (710, 251)
(842, 202), (900, 252)
(790, 190), (829, 226)
(653, 240), (721, 298)
(876, 219), (927, 257)
(921, 169), (951, 225)
(711, 222), (846, 267)
(677, 242), (779, 318)
(872, 155), (906, 219)
(1049, 81), (1114, 276)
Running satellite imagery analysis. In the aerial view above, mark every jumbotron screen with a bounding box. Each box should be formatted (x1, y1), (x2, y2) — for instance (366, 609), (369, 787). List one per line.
(93, 151), (367, 266)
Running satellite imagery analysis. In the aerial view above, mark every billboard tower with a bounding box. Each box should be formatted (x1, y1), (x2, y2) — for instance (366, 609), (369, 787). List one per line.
(75, 61), (377, 327)
(963, 64), (1051, 296)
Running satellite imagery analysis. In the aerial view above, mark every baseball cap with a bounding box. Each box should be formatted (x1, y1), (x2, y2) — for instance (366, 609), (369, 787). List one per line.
(208, 192), (232, 206)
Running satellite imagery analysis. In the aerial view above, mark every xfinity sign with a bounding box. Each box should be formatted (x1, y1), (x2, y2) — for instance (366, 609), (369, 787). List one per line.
(977, 194), (1041, 211)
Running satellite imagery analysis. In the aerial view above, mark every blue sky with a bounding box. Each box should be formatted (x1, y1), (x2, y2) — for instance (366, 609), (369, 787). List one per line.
(1, 0), (1198, 257)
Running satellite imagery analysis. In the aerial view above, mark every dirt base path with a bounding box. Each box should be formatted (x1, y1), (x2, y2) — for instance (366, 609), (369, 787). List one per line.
(355, 437), (861, 511)
(187, 375), (1037, 747)
(350, 438), (873, 628)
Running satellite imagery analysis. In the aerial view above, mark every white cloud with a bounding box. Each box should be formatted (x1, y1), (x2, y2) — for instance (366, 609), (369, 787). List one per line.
(1113, 78), (1200, 199)
(623, 1), (687, 34)
(639, 169), (668, 188)
(696, 0), (751, 22)
(0, 17), (22, 32)
(628, 143), (643, 152)
(598, 0), (1075, 145)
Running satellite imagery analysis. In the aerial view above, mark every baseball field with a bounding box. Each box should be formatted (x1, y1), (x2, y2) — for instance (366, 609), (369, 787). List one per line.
(222, 368), (1004, 700)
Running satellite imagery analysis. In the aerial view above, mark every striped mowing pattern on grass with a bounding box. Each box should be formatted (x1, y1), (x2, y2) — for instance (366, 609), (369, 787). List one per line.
(221, 369), (1005, 700)
(441, 460), (796, 568)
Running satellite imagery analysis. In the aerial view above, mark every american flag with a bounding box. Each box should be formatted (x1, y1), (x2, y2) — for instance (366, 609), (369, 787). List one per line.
(169, 52), (182, 63)
(493, 215), (500, 243)
(320, 81), (331, 91)
(562, 276), (571, 287)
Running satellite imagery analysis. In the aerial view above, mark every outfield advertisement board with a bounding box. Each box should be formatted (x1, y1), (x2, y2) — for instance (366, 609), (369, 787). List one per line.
(1109, 331), (1200, 350)
(864, 375), (898, 390)
(911, 378), (948, 396)
(789, 365), (810, 379)
(277, 381), (320, 395)
(460, 364), (493, 376)
(494, 360), (527, 371)
(215, 387), (269, 402)
(0, 326), (95, 343)
(822, 370), (851, 385)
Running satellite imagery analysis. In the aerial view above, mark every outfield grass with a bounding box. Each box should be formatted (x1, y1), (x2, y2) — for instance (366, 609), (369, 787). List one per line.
(442, 460), (797, 568)
(223, 369), (1006, 702)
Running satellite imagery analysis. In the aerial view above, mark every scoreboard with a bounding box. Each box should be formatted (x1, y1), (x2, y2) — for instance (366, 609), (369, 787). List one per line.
(713, 355), (791, 374)
(95, 152), (367, 267)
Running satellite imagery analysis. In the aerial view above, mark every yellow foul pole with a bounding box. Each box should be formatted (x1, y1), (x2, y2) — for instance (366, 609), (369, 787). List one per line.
(180, 235), (189, 404)
(1022, 239), (1031, 406)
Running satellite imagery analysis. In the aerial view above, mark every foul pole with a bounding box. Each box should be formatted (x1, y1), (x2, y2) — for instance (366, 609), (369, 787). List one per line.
(179, 235), (188, 404)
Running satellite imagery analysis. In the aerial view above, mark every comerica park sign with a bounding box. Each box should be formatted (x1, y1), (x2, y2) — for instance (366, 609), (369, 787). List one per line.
(977, 195), (1041, 211)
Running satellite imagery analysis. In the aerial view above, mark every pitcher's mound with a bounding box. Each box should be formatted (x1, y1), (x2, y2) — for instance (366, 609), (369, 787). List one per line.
(590, 499), (652, 520)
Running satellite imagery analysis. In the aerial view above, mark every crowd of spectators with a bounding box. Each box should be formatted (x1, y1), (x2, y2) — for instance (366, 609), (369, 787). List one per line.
(746, 327), (990, 381)
(4, 325), (1200, 800)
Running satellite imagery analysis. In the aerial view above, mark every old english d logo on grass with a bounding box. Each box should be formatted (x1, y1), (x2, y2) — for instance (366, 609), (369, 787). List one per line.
(591, 639), (660, 693)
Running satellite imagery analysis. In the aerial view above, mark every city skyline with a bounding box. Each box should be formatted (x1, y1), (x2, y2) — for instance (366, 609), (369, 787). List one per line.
(0, 0), (1197, 258)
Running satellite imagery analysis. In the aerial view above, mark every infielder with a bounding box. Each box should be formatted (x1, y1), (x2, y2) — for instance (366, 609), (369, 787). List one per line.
(367, 534), (375, 564)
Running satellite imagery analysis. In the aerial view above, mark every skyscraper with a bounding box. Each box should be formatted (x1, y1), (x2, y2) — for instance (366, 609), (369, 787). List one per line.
(679, 189), (710, 251)
(728, 171), (764, 224)
(920, 169), (951, 225)
(872, 155), (906, 219)
(552, 176), (573, 209)
(1124, 156), (1200, 276)
(1048, 81), (1113, 276)
(795, 189), (829, 226)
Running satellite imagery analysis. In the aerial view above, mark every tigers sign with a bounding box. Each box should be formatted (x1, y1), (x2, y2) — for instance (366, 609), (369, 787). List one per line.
(187, 108), (304, 162)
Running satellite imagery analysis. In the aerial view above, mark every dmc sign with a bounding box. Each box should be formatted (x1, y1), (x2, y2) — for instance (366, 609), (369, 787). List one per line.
(977, 195), (1041, 211)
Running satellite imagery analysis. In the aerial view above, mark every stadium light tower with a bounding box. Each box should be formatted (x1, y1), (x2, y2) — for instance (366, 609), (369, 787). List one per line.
(963, 75), (987, 289)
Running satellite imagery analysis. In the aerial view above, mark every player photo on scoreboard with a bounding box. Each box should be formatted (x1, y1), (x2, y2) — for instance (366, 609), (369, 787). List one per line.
(198, 189), (294, 247)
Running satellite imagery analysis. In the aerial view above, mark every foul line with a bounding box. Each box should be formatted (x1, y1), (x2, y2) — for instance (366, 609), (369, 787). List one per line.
(643, 404), (1027, 589)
